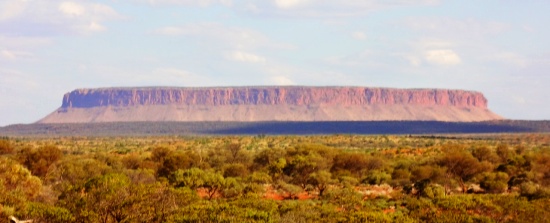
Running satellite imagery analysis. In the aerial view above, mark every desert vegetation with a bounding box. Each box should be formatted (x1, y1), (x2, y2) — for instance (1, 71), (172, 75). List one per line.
(1, 134), (550, 222)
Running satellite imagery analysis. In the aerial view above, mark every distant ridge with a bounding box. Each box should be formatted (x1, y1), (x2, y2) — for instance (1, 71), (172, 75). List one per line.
(38, 86), (502, 123)
(2, 121), (549, 137)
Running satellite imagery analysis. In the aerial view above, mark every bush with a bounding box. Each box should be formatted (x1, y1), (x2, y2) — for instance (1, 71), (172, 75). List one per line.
(17, 145), (63, 177)
(363, 170), (391, 185)
(479, 172), (509, 194)
(0, 140), (14, 155)
(520, 182), (550, 200)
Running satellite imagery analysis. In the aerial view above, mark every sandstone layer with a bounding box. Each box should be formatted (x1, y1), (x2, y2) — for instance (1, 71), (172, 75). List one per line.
(38, 86), (502, 123)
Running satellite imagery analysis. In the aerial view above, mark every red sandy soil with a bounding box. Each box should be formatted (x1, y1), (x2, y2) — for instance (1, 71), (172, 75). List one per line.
(195, 184), (395, 202)
(193, 184), (397, 214)
(262, 185), (312, 200)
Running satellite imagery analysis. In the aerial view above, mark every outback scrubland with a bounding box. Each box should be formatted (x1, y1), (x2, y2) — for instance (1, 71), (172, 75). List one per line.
(1, 134), (550, 222)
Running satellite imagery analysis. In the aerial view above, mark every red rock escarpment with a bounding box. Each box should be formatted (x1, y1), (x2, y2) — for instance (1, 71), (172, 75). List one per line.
(60, 86), (488, 108)
(38, 86), (502, 123)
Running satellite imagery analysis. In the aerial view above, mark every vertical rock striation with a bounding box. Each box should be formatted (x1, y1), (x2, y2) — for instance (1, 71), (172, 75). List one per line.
(38, 86), (502, 123)
(60, 87), (488, 108)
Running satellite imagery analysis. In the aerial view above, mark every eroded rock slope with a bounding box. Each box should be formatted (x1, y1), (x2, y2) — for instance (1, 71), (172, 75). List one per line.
(38, 86), (502, 123)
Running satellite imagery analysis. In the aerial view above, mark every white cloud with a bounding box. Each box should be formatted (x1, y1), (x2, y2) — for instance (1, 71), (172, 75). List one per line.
(402, 17), (514, 68)
(0, 0), (28, 21)
(219, 0), (233, 6)
(133, 0), (439, 13)
(490, 52), (528, 67)
(425, 49), (461, 66)
(0, 36), (50, 62)
(404, 17), (509, 37)
(274, 0), (309, 9)
(0, 50), (32, 60)
(0, 35), (49, 63)
(304, 71), (356, 85)
(236, 0), (440, 17)
(351, 31), (367, 40)
(153, 23), (289, 50)
(87, 21), (106, 32)
(154, 26), (185, 35)
(59, 1), (86, 17)
(132, 0), (439, 16)
(135, 0), (231, 7)
(324, 50), (379, 67)
(513, 96), (526, 104)
(401, 39), (462, 67)
(57, 1), (120, 33)
(404, 55), (422, 67)
(0, 36), (51, 49)
(144, 68), (214, 86)
(226, 51), (266, 63)
(415, 39), (455, 49)
(270, 76), (295, 85)
(1, 50), (17, 60)
(0, 69), (40, 91)
(0, 1), (121, 36)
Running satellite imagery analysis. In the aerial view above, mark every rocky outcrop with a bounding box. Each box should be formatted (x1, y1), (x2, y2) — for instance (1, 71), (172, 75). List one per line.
(60, 87), (488, 108)
(38, 86), (502, 123)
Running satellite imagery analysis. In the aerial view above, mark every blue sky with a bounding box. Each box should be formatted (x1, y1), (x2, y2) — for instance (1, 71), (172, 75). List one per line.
(1, 0), (549, 126)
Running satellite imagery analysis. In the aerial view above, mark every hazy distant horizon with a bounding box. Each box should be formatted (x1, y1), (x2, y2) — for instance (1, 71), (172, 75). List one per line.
(1, 1), (550, 126)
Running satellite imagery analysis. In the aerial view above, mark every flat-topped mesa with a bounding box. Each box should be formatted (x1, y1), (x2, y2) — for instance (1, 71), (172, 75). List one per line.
(39, 86), (502, 123)
(61, 87), (488, 108)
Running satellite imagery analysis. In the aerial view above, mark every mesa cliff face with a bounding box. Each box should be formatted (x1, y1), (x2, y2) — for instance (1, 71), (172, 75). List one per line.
(61, 87), (488, 108)
(38, 86), (502, 123)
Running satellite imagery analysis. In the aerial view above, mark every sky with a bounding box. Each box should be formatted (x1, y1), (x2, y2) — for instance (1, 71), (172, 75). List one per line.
(1, 0), (549, 126)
